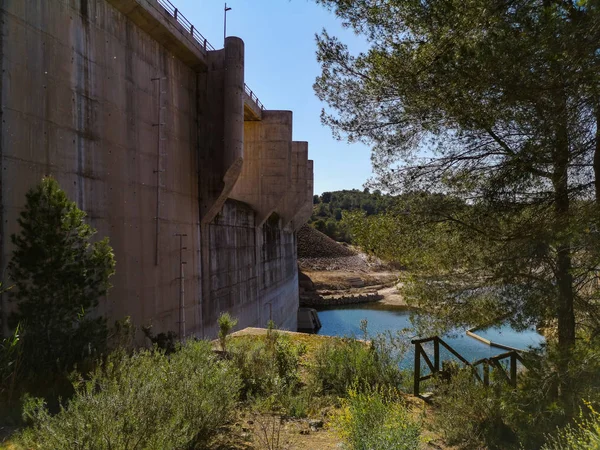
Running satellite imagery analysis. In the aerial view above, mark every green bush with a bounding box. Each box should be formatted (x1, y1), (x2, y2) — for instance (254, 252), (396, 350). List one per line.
(332, 386), (421, 450)
(432, 368), (517, 449)
(543, 402), (600, 449)
(218, 312), (238, 353)
(227, 331), (316, 418)
(0, 323), (23, 405)
(16, 340), (240, 449)
(229, 332), (305, 402)
(310, 331), (406, 397)
(499, 341), (600, 449)
(430, 340), (600, 450)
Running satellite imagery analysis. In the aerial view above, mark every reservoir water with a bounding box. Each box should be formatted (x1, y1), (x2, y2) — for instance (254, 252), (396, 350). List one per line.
(315, 304), (545, 367)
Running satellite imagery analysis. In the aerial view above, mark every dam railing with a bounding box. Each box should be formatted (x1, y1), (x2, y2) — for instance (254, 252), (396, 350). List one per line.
(157, 0), (215, 51)
(411, 336), (526, 398)
(244, 84), (265, 111)
(157, 0), (266, 112)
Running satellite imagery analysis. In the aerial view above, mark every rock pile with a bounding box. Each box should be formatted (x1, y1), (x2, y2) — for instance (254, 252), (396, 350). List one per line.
(297, 225), (356, 258)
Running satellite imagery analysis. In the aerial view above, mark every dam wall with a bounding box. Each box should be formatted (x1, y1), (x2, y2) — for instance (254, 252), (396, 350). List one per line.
(0, 0), (313, 338)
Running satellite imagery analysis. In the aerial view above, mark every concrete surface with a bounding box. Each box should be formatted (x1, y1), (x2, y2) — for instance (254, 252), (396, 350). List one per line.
(230, 110), (293, 226)
(292, 160), (314, 230)
(0, 0), (313, 339)
(281, 142), (308, 226)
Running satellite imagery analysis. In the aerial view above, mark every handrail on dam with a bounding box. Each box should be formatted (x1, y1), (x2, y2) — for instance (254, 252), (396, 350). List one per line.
(245, 84), (265, 111)
(157, 0), (215, 51)
(157, 0), (266, 111)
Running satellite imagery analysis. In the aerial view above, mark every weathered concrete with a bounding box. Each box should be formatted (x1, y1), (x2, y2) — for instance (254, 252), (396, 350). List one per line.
(1, 0), (203, 336)
(243, 90), (263, 121)
(230, 110), (292, 226)
(292, 160), (314, 231)
(198, 37), (244, 225)
(0, 0), (313, 338)
(203, 199), (258, 337)
(0, 1), (4, 334)
(106, 0), (209, 70)
(281, 142), (308, 226)
(257, 213), (299, 330)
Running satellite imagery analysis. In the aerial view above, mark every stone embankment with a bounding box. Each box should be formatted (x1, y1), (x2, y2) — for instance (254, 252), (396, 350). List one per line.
(299, 269), (385, 306)
(300, 291), (383, 307)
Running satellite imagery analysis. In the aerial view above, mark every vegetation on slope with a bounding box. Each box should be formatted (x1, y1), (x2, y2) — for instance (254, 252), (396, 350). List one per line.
(309, 189), (397, 242)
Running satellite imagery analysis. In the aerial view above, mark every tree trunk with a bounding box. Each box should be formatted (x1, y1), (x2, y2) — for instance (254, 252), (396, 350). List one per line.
(594, 98), (600, 204)
(552, 102), (576, 411)
(553, 125), (576, 352)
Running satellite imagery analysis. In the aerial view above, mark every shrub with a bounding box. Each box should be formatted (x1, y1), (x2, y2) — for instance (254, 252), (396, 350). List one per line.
(229, 332), (305, 403)
(8, 177), (115, 376)
(332, 386), (421, 450)
(16, 340), (240, 449)
(431, 340), (600, 450)
(141, 325), (179, 354)
(543, 402), (600, 449)
(0, 323), (23, 405)
(310, 330), (406, 397)
(499, 340), (600, 449)
(218, 312), (238, 353)
(432, 368), (517, 449)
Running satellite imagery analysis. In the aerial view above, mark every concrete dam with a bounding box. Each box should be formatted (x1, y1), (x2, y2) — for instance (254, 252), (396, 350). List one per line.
(0, 0), (314, 338)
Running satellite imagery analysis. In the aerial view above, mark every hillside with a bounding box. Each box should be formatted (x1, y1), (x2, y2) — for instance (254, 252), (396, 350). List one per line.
(309, 189), (397, 242)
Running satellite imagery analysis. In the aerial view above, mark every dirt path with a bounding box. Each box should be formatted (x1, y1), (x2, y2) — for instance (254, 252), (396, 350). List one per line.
(377, 283), (407, 306)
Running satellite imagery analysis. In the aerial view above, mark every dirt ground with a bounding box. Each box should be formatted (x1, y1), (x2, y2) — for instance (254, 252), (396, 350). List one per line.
(377, 283), (407, 306)
(302, 269), (398, 290)
(212, 406), (453, 450)
(301, 268), (409, 307)
(211, 329), (453, 450)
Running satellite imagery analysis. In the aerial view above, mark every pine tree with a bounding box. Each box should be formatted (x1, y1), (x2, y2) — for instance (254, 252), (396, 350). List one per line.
(8, 177), (115, 373)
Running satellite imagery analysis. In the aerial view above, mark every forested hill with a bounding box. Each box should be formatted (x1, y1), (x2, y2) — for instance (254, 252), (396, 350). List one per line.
(309, 189), (396, 242)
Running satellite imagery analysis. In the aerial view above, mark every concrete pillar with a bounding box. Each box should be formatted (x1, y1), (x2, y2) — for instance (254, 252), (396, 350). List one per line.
(222, 36), (244, 193)
(230, 110), (292, 226)
(197, 37), (245, 337)
(280, 142), (308, 227)
(292, 159), (314, 230)
(198, 36), (244, 225)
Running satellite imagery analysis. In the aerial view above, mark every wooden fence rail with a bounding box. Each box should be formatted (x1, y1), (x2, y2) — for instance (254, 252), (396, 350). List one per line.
(412, 336), (525, 397)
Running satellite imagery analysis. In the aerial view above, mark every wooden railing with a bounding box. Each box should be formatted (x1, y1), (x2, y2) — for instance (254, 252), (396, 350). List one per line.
(411, 336), (525, 397)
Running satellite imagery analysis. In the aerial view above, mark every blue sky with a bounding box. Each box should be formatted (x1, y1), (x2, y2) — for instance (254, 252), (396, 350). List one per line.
(169, 0), (372, 195)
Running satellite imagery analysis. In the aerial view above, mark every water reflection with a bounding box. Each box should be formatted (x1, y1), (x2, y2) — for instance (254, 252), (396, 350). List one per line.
(315, 304), (545, 368)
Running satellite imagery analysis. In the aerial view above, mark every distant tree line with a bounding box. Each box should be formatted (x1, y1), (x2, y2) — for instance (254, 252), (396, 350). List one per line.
(309, 188), (396, 242)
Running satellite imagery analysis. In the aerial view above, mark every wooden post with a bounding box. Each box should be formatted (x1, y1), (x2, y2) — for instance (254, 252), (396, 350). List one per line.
(414, 343), (421, 397)
(510, 352), (517, 387)
(433, 337), (440, 373)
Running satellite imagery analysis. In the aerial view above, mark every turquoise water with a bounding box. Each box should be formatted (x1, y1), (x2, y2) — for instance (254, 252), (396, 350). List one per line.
(315, 304), (545, 367)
